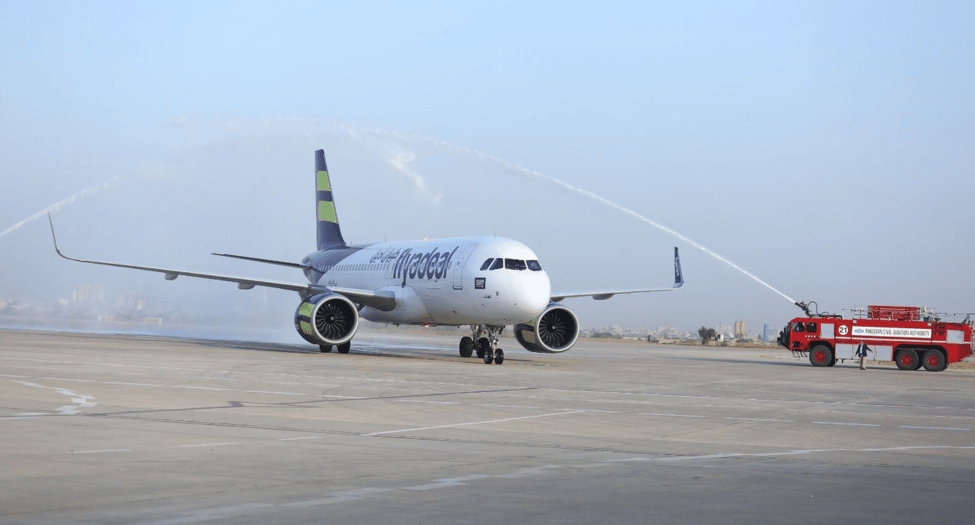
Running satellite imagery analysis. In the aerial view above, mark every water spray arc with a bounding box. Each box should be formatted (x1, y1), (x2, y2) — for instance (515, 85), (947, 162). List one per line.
(352, 126), (796, 305)
(0, 176), (129, 241)
(472, 152), (798, 305)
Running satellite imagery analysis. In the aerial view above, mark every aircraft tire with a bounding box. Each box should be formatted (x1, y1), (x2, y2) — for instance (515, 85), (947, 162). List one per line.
(494, 349), (504, 365)
(483, 348), (494, 365)
(459, 337), (474, 358)
(476, 338), (490, 359)
(320, 345), (333, 353)
(337, 342), (351, 354)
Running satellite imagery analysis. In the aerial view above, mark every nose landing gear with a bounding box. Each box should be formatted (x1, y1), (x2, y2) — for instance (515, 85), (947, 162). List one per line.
(459, 324), (506, 365)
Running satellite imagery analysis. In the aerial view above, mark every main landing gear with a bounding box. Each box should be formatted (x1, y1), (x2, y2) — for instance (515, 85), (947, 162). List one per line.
(319, 342), (351, 354)
(459, 325), (505, 365)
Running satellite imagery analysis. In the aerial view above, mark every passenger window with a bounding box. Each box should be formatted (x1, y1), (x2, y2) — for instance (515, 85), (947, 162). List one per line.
(490, 258), (504, 270)
(527, 260), (542, 271)
(793, 322), (805, 333)
(806, 322), (817, 333)
(505, 259), (527, 271)
(480, 258), (494, 271)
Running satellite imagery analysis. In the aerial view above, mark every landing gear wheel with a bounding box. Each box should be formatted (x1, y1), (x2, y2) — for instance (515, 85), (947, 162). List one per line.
(459, 336), (474, 358)
(896, 349), (919, 371)
(483, 348), (494, 365)
(494, 348), (504, 365)
(808, 344), (832, 367)
(476, 337), (490, 359)
(922, 350), (946, 372)
(337, 342), (351, 354)
(319, 345), (333, 353)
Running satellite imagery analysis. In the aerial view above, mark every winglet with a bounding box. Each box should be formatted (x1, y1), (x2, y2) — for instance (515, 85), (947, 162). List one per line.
(673, 247), (684, 288)
(48, 213), (68, 260)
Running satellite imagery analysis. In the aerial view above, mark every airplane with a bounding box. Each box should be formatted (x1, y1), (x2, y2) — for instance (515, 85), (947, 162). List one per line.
(49, 149), (684, 365)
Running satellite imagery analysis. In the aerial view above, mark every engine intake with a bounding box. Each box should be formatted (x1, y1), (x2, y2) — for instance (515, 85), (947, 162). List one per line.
(294, 293), (359, 346)
(514, 303), (579, 353)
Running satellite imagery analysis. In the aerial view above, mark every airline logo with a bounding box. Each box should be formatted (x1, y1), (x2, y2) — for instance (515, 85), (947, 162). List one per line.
(370, 246), (460, 285)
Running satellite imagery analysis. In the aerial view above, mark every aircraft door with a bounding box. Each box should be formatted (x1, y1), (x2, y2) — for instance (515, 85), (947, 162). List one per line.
(451, 244), (477, 290)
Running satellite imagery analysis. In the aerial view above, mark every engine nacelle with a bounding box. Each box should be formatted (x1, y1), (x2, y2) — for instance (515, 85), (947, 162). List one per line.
(294, 293), (359, 346)
(514, 303), (580, 353)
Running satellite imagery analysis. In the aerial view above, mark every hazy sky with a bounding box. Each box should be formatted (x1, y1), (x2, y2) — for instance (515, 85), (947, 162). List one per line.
(1, 1), (973, 340)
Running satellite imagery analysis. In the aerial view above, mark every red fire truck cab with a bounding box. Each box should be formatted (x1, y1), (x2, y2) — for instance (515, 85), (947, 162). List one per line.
(778, 305), (973, 372)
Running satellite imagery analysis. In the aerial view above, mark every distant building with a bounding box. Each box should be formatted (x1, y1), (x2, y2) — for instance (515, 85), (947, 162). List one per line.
(116, 291), (146, 311)
(734, 320), (746, 340)
(72, 285), (104, 306)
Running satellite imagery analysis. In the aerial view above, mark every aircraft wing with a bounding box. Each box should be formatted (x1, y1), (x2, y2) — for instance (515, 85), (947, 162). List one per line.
(48, 214), (395, 311)
(211, 252), (310, 270)
(550, 247), (684, 302)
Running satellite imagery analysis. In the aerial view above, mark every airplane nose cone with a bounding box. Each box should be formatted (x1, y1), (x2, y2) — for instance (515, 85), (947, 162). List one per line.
(513, 271), (551, 318)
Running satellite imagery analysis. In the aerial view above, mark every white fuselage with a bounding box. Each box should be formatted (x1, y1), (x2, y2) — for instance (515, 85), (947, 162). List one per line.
(313, 236), (551, 325)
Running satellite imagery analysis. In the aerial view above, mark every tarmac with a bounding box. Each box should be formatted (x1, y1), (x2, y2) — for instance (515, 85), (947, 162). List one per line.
(1, 328), (974, 524)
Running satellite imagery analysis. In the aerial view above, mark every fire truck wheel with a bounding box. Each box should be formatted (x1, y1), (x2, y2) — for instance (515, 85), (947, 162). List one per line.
(808, 345), (832, 367)
(921, 350), (947, 372)
(895, 349), (919, 371)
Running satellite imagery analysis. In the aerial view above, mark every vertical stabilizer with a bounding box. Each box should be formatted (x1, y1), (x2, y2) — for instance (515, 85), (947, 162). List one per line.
(316, 149), (347, 250)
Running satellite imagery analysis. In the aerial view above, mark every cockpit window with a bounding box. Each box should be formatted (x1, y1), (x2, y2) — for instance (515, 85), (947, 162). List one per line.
(480, 258), (494, 271)
(505, 259), (527, 271)
(490, 258), (504, 270)
(527, 260), (542, 271)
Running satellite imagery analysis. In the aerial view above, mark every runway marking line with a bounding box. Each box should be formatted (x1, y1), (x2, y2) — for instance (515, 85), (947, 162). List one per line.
(397, 399), (462, 405)
(180, 442), (238, 448)
(283, 488), (392, 508)
(640, 412), (706, 418)
(725, 417), (794, 422)
(41, 377), (96, 383)
(246, 390), (305, 396)
(606, 445), (975, 463)
(9, 380), (97, 416)
(404, 475), (491, 491)
(812, 421), (881, 427)
(0, 412), (50, 419)
(364, 410), (588, 437)
(72, 448), (132, 454)
(899, 425), (970, 431)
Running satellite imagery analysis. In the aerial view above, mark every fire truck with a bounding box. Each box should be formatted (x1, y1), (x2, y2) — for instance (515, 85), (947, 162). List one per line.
(777, 303), (974, 372)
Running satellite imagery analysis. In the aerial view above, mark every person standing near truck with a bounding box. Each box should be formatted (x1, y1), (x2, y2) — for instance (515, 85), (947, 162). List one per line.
(856, 341), (871, 370)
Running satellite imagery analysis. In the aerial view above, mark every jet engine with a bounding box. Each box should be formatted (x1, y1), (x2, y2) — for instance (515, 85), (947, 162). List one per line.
(294, 293), (359, 346)
(513, 303), (580, 353)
